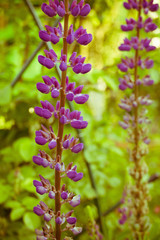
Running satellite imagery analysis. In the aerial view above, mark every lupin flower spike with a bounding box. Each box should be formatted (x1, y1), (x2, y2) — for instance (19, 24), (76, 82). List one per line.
(118, 0), (159, 239)
(33, 0), (92, 239)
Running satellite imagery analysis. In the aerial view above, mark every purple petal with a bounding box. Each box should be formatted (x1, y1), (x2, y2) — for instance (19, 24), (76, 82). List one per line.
(119, 45), (131, 51)
(48, 139), (57, 150)
(57, 6), (65, 17)
(42, 109), (52, 119)
(48, 191), (55, 199)
(73, 63), (82, 74)
(67, 170), (77, 179)
(74, 94), (89, 104)
(81, 64), (91, 74)
(33, 180), (42, 187)
(66, 34), (75, 44)
(39, 30), (50, 42)
(50, 33), (60, 44)
(44, 213), (52, 222)
(59, 61), (67, 71)
(61, 191), (68, 200)
(118, 63), (128, 72)
(51, 89), (59, 98)
(72, 172), (83, 182)
(71, 143), (84, 153)
(38, 55), (45, 66)
(71, 120), (88, 129)
(44, 58), (54, 69)
(55, 163), (61, 171)
(80, 4), (91, 16)
(119, 84), (127, 91)
(71, 5), (80, 17)
(33, 206), (44, 216)
(66, 92), (74, 101)
(33, 156), (43, 165)
(42, 159), (50, 168)
(60, 115), (68, 124)
(63, 139), (70, 149)
(36, 186), (47, 195)
(69, 195), (81, 207)
(67, 217), (77, 225)
(55, 216), (63, 224)
(35, 136), (48, 145)
(41, 3), (56, 17)
(77, 33), (92, 45)
(36, 82), (50, 94)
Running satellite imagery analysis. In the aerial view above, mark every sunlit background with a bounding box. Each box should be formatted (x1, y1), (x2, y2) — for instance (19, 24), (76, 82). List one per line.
(0, 0), (160, 239)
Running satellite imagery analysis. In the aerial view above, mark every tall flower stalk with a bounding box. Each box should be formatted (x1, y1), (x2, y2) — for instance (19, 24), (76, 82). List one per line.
(118, 0), (159, 239)
(32, 0), (92, 239)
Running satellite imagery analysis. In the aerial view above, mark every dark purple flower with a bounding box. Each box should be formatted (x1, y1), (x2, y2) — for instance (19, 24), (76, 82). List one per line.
(34, 206), (45, 216)
(67, 217), (77, 225)
(39, 23), (63, 44)
(67, 168), (83, 182)
(69, 52), (92, 74)
(38, 49), (57, 69)
(55, 216), (63, 225)
(71, 143), (83, 153)
(61, 191), (68, 200)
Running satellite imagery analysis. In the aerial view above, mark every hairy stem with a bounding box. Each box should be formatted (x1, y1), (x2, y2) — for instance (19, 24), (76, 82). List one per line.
(55, 1), (69, 239)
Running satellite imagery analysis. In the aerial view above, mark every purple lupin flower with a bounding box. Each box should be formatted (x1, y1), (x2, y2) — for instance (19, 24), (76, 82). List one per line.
(118, 0), (158, 238)
(33, 0), (92, 239)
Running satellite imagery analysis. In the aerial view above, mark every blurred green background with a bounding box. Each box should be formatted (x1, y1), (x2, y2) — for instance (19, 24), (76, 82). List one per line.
(0, 0), (160, 239)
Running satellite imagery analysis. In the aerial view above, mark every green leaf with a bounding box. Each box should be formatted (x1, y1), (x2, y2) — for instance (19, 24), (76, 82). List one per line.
(13, 137), (37, 162)
(0, 184), (12, 204)
(22, 197), (38, 211)
(0, 85), (11, 105)
(10, 207), (25, 221)
(5, 200), (22, 209)
(23, 212), (41, 231)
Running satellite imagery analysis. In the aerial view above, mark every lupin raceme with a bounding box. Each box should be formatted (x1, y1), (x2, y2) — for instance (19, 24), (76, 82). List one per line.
(32, 0), (92, 239)
(118, 0), (159, 239)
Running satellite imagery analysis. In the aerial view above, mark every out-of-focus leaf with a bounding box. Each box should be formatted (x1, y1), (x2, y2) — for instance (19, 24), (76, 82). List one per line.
(5, 200), (21, 209)
(22, 197), (38, 211)
(0, 183), (12, 204)
(23, 212), (41, 231)
(0, 85), (11, 105)
(10, 207), (25, 221)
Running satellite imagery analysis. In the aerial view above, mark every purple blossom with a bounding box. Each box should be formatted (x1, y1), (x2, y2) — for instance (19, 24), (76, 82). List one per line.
(33, 150), (54, 168)
(69, 52), (92, 74)
(70, 0), (91, 17)
(41, 0), (65, 18)
(35, 125), (57, 150)
(34, 201), (52, 222)
(66, 80), (89, 104)
(38, 49), (57, 69)
(33, 175), (51, 195)
(67, 167), (83, 182)
(119, 37), (156, 52)
(39, 23), (63, 44)
(37, 76), (60, 99)
(67, 217), (77, 225)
